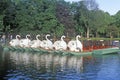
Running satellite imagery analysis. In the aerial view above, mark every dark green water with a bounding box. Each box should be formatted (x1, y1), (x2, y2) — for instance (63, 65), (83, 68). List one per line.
(0, 50), (120, 80)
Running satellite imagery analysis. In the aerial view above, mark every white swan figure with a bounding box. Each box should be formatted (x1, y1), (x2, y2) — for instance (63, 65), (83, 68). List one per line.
(9, 35), (21, 47)
(53, 35), (67, 50)
(68, 35), (83, 52)
(53, 40), (60, 50)
(41, 34), (53, 50)
(75, 35), (83, 52)
(19, 34), (31, 47)
(67, 40), (76, 52)
(31, 34), (41, 48)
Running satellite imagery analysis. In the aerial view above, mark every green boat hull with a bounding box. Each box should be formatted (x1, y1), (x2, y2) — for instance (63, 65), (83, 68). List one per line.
(2, 46), (120, 56)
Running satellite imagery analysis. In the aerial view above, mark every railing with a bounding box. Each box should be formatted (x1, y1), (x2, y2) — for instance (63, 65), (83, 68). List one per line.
(82, 40), (119, 52)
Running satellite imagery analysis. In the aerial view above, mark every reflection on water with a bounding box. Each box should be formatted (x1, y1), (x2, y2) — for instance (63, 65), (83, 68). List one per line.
(1, 50), (120, 80)
(9, 52), (83, 72)
(0, 51), (83, 80)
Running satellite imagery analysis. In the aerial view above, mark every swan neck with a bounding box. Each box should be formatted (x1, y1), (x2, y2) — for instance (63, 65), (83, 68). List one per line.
(26, 35), (28, 39)
(76, 36), (80, 40)
(16, 35), (20, 39)
(36, 35), (40, 40)
(61, 36), (64, 41)
(46, 35), (49, 40)
(26, 35), (30, 39)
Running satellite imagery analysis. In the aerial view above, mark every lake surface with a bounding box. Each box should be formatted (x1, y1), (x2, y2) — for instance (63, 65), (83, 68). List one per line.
(0, 50), (120, 80)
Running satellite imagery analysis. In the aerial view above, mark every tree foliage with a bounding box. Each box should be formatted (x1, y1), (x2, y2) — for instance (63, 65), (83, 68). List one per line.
(0, 0), (120, 38)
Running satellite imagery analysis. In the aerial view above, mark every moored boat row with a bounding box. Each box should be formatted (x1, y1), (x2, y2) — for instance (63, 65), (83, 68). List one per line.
(2, 34), (120, 56)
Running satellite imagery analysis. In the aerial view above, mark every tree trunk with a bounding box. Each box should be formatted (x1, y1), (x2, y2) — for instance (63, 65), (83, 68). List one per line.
(117, 32), (119, 38)
(95, 31), (99, 37)
(86, 27), (89, 38)
(110, 32), (113, 38)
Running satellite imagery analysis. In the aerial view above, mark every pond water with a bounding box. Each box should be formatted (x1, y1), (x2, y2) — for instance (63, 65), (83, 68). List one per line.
(0, 50), (120, 80)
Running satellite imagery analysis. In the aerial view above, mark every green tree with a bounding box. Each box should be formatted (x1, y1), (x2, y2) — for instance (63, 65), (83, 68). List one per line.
(73, 0), (99, 38)
(112, 10), (120, 38)
(0, 0), (10, 34)
(114, 11), (120, 28)
(56, 0), (75, 37)
(12, 0), (64, 36)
